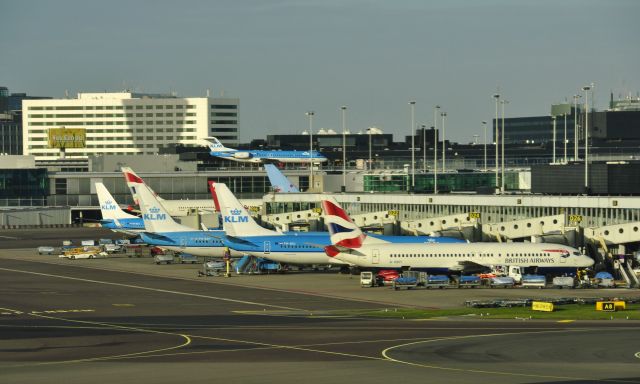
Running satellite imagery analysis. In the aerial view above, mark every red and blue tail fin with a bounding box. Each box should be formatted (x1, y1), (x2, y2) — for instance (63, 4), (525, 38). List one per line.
(321, 198), (366, 249)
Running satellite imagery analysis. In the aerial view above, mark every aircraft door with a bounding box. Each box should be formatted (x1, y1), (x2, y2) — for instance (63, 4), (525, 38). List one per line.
(264, 241), (271, 255)
(372, 249), (380, 264)
(180, 238), (187, 250)
(560, 250), (568, 264)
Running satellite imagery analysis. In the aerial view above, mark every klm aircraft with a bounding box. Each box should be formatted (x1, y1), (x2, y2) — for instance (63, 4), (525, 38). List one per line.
(95, 182), (145, 234)
(195, 137), (328, 164)
(210, 182), (465, 266)
(134, 180), (233, 257)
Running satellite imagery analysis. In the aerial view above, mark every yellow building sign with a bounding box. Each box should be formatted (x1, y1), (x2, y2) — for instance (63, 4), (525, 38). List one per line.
(48, 128), (86, 148)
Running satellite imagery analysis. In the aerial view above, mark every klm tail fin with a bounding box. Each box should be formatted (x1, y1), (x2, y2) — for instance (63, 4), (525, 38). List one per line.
(321, 197), (366, 249)
(121, 167), (163, 205)
(265, 164), (299, 193)
(209, 181), (277, 237)
(95, 182), (138, 221)
(137, 182), (192, 233)
(203, 137), (234, 152)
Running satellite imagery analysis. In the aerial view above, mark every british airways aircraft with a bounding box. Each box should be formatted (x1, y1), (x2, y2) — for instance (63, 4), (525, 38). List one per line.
(95, 182), (144, 234)
(210, 182), (465, 266)
(194, 137), (328, 164)
(322, 197), (594, 274)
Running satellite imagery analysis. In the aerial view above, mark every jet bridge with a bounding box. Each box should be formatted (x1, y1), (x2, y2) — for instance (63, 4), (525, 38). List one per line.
(262, 209), (321, 230)
(584, 222), (640, 245)
(481, 214), (567, 241)
(349, 211), (397, 227)
(583, 222), (640, 288)
(401, 213), (478, 236)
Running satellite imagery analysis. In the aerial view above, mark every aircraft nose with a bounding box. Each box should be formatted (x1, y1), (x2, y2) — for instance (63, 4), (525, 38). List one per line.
(582, 255), (595, 267)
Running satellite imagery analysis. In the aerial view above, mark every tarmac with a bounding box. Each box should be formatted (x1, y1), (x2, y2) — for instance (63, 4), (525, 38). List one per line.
(1, 228), (640, 383)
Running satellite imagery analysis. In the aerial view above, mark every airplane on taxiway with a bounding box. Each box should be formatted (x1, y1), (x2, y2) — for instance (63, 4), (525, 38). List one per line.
(194, 137), (328, 164)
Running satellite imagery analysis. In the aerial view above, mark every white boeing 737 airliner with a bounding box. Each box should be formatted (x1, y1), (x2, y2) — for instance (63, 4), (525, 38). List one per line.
(321, 197), (594, 274)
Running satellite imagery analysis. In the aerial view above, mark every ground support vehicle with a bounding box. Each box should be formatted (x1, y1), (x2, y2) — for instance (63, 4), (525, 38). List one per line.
(360, 271), (380, 287)
(490, 276), (515, 288)
(594, 272), (615, 288)
(425, 274), (450, 289)
(377, 270), (400, 285)
(178, 253), (198, 264)
(457, 275), (481, 288)
(37, 246), (56, 255)
(552, 276), (575, 289)
(59, 246), (106, 260)
(392, 271), (427, 290)
(154, 254), (175, 264)
(198, 260), (226, 276)
(521, 274), (546, 289)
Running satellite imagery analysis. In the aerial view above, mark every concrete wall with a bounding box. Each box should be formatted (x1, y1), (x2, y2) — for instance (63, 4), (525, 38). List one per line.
(0, 207), (70, 227)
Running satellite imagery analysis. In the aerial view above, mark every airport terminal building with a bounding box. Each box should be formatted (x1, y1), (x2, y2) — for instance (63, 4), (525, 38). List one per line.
(22, 92), (239, 159)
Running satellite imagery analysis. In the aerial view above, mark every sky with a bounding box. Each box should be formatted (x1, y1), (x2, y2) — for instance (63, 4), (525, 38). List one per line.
(1, 0), (639, 143)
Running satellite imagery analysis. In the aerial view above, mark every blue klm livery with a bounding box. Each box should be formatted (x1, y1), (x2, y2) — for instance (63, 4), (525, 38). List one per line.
(133, 180), (233, 258)
(95, 182), (145, 234)
(196, 137), (328, 164)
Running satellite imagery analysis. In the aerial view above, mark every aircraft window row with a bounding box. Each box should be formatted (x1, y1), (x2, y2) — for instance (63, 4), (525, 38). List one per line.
(390, 252), (554, 258)
(277, 243), (314, 249)
(191, 239), (220, 245)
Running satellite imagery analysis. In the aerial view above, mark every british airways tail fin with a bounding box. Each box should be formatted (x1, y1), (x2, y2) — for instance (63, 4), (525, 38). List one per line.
(265, 164), (299, 193)
(321, 197), (366, 249)
(137, 182), (192, 233)
(209, 181), (277, 237)
(121, 167), (163, 205)
(95, 182), (138, 221)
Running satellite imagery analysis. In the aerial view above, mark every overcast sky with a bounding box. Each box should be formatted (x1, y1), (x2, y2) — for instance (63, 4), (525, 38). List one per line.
(2, 0), (638, 143)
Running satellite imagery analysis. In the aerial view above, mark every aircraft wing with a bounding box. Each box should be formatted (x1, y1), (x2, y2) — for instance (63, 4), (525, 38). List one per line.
(222, 235), (259, 247)
(451, 260), (489, 273)
(141, 232), (177, 244)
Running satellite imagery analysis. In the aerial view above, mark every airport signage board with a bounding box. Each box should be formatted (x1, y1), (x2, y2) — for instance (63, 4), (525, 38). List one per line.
(596, 301), (625, 312)
(48, 128), (86, 148)
(551, 103), (571, 116)
(469, 212), (481, 219)
(569, 214), (582, 223)
(531, 301), (554, 312)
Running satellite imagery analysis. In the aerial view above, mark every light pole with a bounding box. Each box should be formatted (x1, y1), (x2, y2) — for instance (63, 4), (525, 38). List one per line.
(422, 125), (427, 172)
(409, 101), (416, 190)
(563, 112), (567, 164)
(305, 111), (315, 191)
(482, 121), (487, 171)
(552, 115), (557, 163)
(500, 99), (508, 193)
(367, 127), (373, 172)
(341, 105), (347, 192)
(583, 85), (591, 193)
(433, 126), (438, 194)
(493, 93), (500, 191)
(441, 112), (447, 174)
(573, 94), (581, 160)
